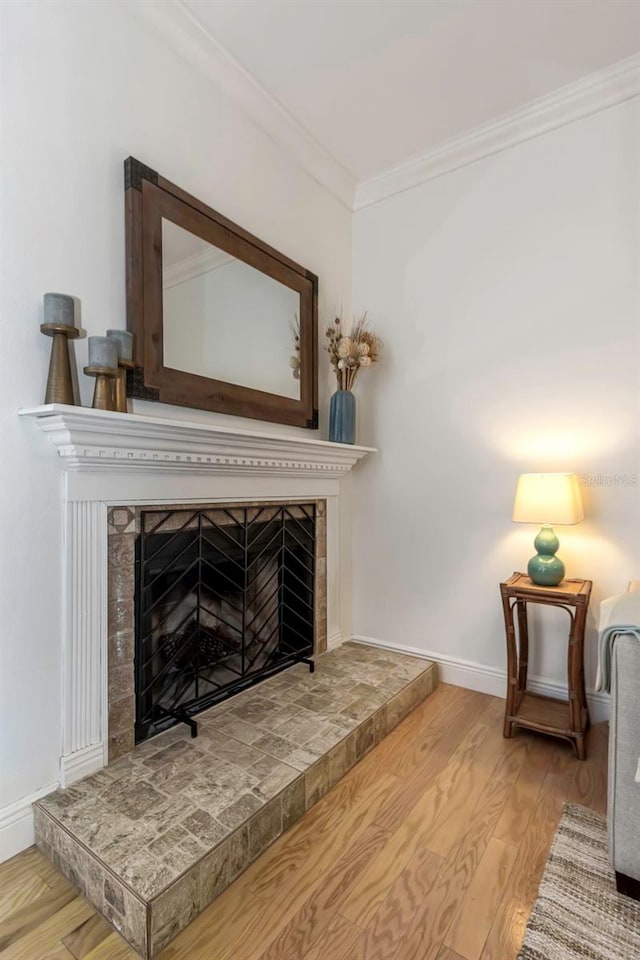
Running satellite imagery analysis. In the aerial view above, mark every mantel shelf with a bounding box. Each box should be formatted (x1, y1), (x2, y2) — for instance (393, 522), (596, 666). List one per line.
(18, 404), (376, 478)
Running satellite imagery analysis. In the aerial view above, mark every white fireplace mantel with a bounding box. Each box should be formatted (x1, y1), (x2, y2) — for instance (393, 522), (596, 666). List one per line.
(18, 404), (375, 478)
(19, 403), (374, 788)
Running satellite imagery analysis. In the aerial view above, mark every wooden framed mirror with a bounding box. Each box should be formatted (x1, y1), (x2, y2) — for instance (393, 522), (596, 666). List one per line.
(124, 157), (318, 428)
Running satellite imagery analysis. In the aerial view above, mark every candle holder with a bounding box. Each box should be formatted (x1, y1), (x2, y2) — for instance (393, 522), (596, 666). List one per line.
(83, 365), (119, 410)
(114, 357), (135, 413)
(40, 322), (79, 405)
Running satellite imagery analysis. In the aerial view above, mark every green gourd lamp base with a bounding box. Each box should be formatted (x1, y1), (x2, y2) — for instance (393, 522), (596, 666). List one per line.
(527, 524), (565, 586)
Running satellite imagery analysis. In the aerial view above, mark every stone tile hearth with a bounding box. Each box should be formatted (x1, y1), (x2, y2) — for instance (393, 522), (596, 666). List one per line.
(33, 642), (436, 958)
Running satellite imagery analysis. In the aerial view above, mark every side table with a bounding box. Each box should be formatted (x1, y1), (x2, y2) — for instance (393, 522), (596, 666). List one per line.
(500, 571), (592, 759)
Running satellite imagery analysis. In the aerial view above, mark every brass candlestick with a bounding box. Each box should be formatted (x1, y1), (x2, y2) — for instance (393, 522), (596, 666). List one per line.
(83, 365), (119, 410)
(40, 322), (79, 405)
(114, 357), (135, 413)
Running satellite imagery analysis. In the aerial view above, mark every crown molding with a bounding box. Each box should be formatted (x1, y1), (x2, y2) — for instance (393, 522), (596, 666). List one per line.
(128, 0), (355, 210)
(19, 404), (375, 478)
(164, 246), (234, 288)
(355, 54), (640, 211)
(126, 1), (638, 214)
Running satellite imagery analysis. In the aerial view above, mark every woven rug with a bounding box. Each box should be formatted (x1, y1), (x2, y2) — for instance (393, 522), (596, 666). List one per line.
(519, 804), (640, 960)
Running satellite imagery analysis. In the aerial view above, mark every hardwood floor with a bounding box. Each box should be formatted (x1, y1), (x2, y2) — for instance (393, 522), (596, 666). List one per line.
(0, 684), (609, 960)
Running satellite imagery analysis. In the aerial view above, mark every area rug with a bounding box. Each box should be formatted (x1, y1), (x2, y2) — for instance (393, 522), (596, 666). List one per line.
(519, 803), (640, 960)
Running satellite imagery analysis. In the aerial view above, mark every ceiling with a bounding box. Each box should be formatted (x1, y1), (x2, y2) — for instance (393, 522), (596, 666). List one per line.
(182, 0), (640, 182)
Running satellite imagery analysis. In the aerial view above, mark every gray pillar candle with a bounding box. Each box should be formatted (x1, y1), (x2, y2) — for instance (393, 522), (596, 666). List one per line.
(106, 329), (134, 361)
(43, 292), (75, 327)
(88, 335), (118, 369)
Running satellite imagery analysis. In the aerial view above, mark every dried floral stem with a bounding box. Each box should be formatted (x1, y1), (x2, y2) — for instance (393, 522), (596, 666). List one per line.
(324, 311), (382, 391)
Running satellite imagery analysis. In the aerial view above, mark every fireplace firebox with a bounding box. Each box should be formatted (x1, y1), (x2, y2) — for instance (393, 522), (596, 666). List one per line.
(135, 504), (315, 743)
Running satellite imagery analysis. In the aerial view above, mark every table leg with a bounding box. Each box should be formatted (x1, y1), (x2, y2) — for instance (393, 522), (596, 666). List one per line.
(575, 603), (590, 740)
(501, 590), (517, 739)
(516, 600), (529, 693)
(568, 605), (589, 760)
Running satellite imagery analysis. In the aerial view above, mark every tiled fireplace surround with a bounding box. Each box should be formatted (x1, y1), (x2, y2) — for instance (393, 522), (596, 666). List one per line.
(106, 499), (328, 764)
(21, 407), (436, 957)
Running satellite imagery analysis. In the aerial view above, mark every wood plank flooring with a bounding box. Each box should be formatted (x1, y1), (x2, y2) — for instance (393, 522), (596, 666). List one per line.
(0, 684), (609, 960)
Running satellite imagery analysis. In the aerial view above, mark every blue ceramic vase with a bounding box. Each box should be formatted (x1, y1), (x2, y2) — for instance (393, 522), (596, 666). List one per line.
(329, 389), (356, 444)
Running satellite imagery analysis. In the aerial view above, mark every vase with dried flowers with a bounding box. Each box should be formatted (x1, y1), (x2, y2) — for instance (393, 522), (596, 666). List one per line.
(325, 312), (382, 444)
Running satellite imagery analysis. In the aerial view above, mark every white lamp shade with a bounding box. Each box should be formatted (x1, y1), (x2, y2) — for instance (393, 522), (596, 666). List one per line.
(512, 473), (584, 525)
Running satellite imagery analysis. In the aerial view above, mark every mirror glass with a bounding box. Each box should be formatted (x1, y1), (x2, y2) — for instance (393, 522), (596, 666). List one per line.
(161, 219), (301, 400)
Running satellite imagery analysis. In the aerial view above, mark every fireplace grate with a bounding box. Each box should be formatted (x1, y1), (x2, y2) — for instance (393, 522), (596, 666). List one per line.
(159, 622), (238, 670)
(135, 504), (315, 743)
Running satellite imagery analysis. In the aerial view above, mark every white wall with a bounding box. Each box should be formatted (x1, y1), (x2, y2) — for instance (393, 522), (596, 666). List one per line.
(352, 98), (639, 695)
(0, 0), (351, 857)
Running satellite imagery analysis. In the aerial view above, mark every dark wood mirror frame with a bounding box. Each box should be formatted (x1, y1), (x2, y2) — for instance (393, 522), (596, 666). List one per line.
(124, 157), (318, 428)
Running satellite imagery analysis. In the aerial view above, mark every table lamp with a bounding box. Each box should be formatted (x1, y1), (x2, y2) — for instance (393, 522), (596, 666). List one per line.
(512, 473), (584, 586)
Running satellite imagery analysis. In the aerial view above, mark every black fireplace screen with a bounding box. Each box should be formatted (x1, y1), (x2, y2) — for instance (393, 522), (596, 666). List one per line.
(135, 504), (315, 743)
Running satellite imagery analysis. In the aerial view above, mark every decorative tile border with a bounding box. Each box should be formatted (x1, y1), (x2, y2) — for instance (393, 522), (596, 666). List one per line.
(107, 529), (136, 762)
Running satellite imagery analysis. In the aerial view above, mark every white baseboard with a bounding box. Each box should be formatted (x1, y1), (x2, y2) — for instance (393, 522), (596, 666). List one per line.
(0, 743), (105, 863)
(60, 743), (105, 787)
(0, 781), (59, 863)
(351, 635), (610, 724)
(326, 631), (344, 651)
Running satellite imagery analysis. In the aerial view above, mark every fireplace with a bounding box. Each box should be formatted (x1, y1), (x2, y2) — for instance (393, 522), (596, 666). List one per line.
(107, 499), (326, 762)
(20, 404), (371, 790)
(134, 504), (316, 743)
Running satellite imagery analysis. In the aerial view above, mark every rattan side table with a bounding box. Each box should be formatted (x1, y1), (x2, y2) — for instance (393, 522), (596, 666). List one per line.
(500, 572), (592, 760)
